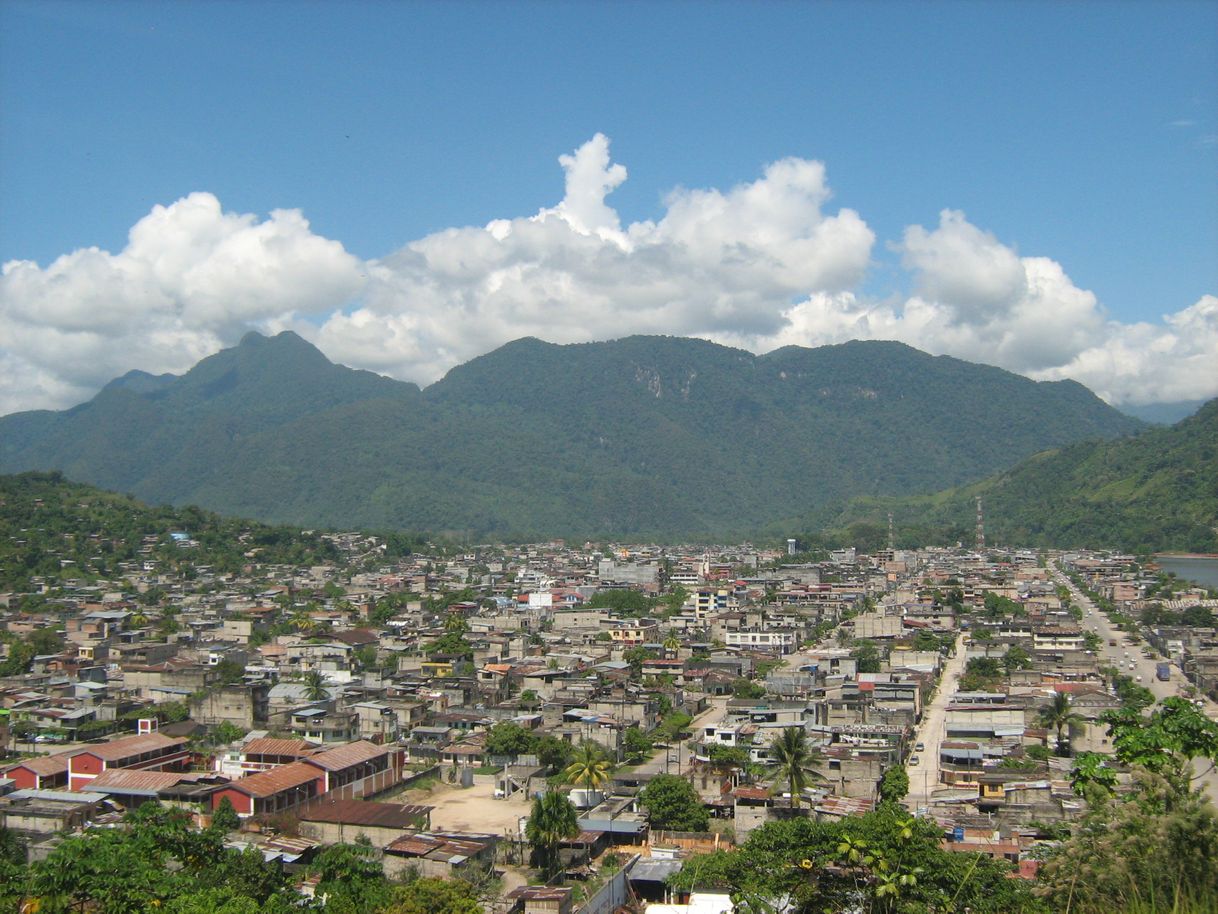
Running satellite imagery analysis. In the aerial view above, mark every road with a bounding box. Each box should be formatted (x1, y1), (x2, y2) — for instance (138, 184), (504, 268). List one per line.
(1052, 562), (1218, 801)
(633, 696), (729, 778)
(905, 633), (967, 809)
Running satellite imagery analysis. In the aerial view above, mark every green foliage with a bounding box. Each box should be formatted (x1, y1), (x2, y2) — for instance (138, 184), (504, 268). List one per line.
(766, 727), (823, 809)
(639, 774), (709, 831)
(485, 722), (538, 759)
(623, 726), (652, 763)
(211, 796), (240, 832)
(850, 639), (881, 674)
(383, 876), (483, 914)
(0, 332), (1147, 540)
(0, 470), (343, 592)
(827, 398), (1218, 553)
(878, 766), (910, 803)
(731, 677), (766, 699)
(669, 805), (1041, 913)
(525, 791), (579, 878)
(563, 743), (613, 789)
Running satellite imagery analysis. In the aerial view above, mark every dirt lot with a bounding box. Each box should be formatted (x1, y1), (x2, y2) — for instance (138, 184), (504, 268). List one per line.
(414, 780), (534, 835)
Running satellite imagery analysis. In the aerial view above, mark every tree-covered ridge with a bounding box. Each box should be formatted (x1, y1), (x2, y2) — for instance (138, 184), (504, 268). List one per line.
(0, 471), (347, 591)
(0, 332), (1143, 539)
(816, 398), (1218, 553)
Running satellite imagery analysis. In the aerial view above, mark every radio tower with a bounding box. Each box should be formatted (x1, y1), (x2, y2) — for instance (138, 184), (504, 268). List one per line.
(975, 496), (985, 551)
(887, 512), (895, 551)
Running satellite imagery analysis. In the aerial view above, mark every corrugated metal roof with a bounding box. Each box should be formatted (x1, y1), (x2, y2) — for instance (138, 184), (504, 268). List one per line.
(228, 760), (321, 798)
(304, 740), (387, 772)
(299, 799), (431, 828)
(87, 769), (217, 793)
(5, 754), (70, 777)
(242, 737), (319, 758)
(75, 732), (186, 762)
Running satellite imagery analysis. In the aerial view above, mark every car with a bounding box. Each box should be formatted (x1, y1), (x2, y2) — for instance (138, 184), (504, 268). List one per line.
(915, 742), (925, 752)
(909, 755), (920, 766)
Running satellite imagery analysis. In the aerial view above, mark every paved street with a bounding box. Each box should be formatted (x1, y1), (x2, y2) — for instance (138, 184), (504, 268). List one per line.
(1053, 562), (1218, 801)
(632, 695), (729, 778)
(905, 633), (966, 809)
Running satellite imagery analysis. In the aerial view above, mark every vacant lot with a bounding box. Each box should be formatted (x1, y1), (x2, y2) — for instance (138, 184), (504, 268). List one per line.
(419, 780), (533, 835)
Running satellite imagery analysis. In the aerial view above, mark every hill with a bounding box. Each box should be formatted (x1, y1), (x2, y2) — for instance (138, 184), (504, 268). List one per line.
(816, 398), (1218, 553)
(0, 471), (381, 594)
(0, 332), (1144, 538)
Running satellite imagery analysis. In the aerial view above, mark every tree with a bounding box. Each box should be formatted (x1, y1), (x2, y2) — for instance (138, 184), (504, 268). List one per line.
(878, 766), (909, 804)
(731, 677), (766, 699)
(1001, 645), (1032, 673)
(301, 669), (329, 701)
(623, 726), (652, 763)
(1101, 697), (1218, 801)
(212, 796), (240, 832)
(851, 640), (881, 673)
(485, 722), (537, 759)
(767, 726), (823, 809)
(1039, 692), (1084, 757)
(563, 743), (612, 789)
(639, 774), (709, 831)
(525, 791), (579, 878)
(384, 876), (484, 914)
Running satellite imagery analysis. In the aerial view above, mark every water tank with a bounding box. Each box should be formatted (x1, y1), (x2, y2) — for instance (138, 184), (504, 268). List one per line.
(570, 788), (604, 809)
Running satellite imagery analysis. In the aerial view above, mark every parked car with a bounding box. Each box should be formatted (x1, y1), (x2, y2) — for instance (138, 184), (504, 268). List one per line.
(915, 742), (925, 752)
(909, 755), (920, 766)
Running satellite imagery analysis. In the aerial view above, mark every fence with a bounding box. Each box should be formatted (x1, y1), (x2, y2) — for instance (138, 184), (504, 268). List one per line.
(577, 854), (640, 914)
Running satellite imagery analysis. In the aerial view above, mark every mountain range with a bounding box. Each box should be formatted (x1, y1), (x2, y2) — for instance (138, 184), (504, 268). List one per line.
(822, 397), (1218, 554)
(0, 331), (1147, 539)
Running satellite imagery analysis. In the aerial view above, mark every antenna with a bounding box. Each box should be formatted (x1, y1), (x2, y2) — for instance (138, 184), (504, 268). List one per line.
(887, 512), (895, 551)
(975, 496), (985, 551)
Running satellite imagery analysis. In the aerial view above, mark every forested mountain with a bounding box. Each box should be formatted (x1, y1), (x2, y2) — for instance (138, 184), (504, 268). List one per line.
(0, 331), (1143, 539)
(817, 398), (1218, 553)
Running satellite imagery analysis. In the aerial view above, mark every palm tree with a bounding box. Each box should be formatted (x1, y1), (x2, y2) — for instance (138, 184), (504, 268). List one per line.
(525, 790), (579, 879)
(767, 726), (824, 809)
(302, 669), (329, 702)
(1039, 692), (1084, 757)
(563, 743), (612, 790)
(663, 632), (681, 658)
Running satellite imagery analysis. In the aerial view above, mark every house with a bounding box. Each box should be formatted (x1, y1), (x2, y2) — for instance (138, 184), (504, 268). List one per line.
(67, 732), (192, 791)
(383, 832), (499, 880)
(297, 798), (432, 844)
(3, 754), (69, 791)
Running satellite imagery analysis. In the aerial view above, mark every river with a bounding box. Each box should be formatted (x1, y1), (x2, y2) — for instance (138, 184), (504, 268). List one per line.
(1154, 554), (1218, 590)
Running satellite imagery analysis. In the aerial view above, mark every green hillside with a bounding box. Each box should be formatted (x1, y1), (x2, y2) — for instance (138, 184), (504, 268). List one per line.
(816, 398), (1218, 553)
(0, 332), (1145, 539)
(0, 471), (374, 593)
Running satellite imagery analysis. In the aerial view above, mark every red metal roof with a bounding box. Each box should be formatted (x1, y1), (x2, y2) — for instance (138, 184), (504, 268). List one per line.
(303, 740), (387, 772)
(227, 760), (321, 798)
(74, 732), (186, 762)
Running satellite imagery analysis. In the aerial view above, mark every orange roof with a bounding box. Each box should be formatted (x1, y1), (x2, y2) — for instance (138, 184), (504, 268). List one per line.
(5, 754), (69, 777)
(303, 740), (387, 772)
(227, 760), (321, 798)
(73, 732), (186, 762)
(242, 737), (319, 758)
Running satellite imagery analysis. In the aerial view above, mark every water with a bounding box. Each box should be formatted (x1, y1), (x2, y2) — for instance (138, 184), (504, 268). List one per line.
(1154, 555), (1218, 590)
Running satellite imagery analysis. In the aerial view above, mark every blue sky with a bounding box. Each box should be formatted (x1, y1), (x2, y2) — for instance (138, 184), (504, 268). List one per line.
(1, 0), (1215, 414)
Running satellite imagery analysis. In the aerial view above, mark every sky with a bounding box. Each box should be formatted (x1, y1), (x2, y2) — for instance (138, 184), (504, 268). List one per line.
(1, 0), (1216, 416)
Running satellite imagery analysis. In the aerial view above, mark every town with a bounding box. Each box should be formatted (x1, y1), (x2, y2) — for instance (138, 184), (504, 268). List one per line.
(3, 497), (1217, 913)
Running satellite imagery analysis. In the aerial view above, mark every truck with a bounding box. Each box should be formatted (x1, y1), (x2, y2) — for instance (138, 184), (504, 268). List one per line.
(1156, 662), (1172, 682)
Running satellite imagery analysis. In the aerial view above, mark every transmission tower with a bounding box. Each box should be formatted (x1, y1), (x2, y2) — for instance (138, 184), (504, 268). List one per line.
(975, 496), (985, 551)
(887, 512), (895, 551)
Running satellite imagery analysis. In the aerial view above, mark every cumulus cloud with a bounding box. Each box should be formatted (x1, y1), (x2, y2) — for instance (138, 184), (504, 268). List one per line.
(0, 192), (365, 413)
(1, 135), (1214, 416)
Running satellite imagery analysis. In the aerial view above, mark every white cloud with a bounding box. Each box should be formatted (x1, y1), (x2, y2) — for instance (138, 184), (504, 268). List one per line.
(0, 192), (365, 414)
(1, 136), (1214, 417)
